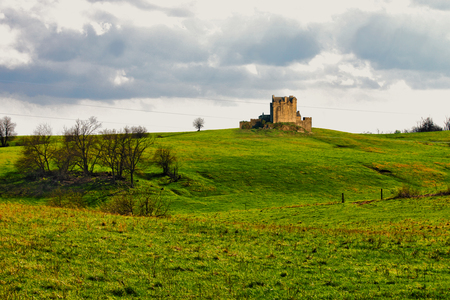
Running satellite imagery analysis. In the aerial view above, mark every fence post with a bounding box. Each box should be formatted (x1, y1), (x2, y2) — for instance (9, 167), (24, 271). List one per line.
(342, 193), (345, 203)
(381, 188), (383, 200)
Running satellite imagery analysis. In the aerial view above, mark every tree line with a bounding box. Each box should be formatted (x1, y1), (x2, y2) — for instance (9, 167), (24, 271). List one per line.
(407, 117), (450, 133)
(13, 116), (178, 187)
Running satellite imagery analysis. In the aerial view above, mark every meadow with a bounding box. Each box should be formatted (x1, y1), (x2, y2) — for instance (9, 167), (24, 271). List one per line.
(1, 128), (450, 299)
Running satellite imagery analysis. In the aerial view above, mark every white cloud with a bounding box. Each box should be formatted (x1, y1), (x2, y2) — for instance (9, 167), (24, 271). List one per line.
(244, 64), (258, 75)
(0, 24), (31, 68)
(90, 21), (112, 35)
(113, 70), (133, 85)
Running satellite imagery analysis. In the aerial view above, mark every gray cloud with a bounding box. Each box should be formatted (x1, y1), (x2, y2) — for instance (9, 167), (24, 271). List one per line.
(350, 16), (450, 71)
(3, 4), (450, 106)
(411, 0), (450, 10)
(333, 11), (450, 89)
(85, 0), (194, 17)
(213, 15), (320, 66)
(0, 8), (323, 103)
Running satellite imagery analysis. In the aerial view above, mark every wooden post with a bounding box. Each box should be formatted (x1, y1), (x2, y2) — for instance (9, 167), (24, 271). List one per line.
(341, 193), (345, 203)
(381, 188), (383, 200)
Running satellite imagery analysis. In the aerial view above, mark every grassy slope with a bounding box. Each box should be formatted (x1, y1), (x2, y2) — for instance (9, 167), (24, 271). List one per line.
(2, 128), (450, 299)
(147, 128), (450, 213)
(2, 128), (450, 211)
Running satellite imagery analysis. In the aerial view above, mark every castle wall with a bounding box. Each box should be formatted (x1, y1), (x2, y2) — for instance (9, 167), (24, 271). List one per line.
(296, 117), (312, 132)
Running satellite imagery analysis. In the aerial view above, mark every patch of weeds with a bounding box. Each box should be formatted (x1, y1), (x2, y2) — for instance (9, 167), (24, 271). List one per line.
(247, 281), (265, 288)
(393, 185), (421, 199)
(110, 286), (138, 297)
(87, 275), (105, 282)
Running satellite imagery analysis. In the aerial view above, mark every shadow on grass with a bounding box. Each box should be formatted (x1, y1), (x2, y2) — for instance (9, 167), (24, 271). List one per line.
(156, 131), (197, 139)
(0, 171), (124, 204)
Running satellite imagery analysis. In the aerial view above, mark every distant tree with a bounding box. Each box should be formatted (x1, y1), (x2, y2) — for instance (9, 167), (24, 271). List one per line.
(444, 117), (450, 131)
(193, 117), (205, 131)
(15, 124), (55, 176)
(411, 117), (442, 132)
(64, 116), (102, 175)
(0, 116), (17, 147)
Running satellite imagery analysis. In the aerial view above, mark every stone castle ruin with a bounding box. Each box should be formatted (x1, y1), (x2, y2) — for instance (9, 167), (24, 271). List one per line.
(240, 95), (312, 132)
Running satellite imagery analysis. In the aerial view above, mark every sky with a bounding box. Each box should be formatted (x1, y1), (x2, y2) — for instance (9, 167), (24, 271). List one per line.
(1, 0), (450, 135)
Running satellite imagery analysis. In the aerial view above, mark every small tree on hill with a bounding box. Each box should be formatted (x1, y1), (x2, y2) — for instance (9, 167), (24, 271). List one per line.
(0, 116), (17, 147)
(193, 117), (205, 131)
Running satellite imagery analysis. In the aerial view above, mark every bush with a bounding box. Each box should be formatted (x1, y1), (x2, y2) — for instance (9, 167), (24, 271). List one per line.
(393, 185), (420, 199)
(101, 188), (170, 217)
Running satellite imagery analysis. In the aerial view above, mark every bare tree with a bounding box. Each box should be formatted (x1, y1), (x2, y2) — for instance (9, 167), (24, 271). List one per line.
(64, 116), (102, 175)
(193, 117), (205, 131)
(0, 116), (17, 147)
(123, 126), (153, 187)
(15, 124), (55, 176)
(444, 117), (450, 131)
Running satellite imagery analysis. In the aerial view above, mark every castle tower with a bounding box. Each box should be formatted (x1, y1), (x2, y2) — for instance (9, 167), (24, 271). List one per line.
(270, 95), (298, 123)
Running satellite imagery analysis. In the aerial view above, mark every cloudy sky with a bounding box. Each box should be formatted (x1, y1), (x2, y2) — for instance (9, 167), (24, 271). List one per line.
(1, 0), (450, 135)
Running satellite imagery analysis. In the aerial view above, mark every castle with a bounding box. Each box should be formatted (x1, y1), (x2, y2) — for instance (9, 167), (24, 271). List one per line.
(240, 95), (312, 132)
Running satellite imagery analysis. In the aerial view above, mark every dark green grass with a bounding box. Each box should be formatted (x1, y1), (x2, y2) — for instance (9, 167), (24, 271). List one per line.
(2, 195), (450, 299)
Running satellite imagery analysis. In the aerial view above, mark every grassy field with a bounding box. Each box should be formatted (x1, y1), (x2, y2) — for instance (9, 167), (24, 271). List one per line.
(1, 128), (450, 298)
(2, 196), (450, 299)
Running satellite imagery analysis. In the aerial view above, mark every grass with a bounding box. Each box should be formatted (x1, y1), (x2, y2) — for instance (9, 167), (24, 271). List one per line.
(2, 195), (450, 299)
(1, 128), (450, 298)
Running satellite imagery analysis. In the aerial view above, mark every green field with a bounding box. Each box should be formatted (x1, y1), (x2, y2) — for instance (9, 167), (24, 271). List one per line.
(1, 128), (450, 299)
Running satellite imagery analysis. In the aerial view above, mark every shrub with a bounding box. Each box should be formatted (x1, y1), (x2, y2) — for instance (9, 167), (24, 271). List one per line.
(101, 188), (170, 217)
(393, 185), (420, 199)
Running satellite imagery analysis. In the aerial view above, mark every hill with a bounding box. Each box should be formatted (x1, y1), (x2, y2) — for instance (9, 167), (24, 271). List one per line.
(1, 128), (450, 212)
(2, 128), (450, 298)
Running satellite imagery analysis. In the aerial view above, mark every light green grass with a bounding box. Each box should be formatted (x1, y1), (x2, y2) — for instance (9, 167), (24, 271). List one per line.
(1, 195), (450, 299)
